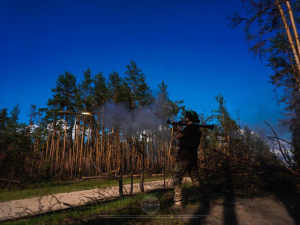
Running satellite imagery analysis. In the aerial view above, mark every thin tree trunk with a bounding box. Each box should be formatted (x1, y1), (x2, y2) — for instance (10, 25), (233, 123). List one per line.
(79, 116), (86, 178)
(118, 133), (123, 198)
(286, 1), (300, 57)
(277, 0), (300, 87)
(140, 135), (145, 193)
(168, 126), (174, 166)
(130, 139), (134, 195)
(7, 166), (15, 190)
(60, 115), (68, 179)
(101, 104), (105, 171)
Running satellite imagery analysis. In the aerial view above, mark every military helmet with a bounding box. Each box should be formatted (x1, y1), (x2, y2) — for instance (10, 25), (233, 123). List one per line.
(186, 110), (200, 123)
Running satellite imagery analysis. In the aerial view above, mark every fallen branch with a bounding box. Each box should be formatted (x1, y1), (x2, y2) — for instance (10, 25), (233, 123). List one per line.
(81, 168), (120, 181)
(211, 149), (254, 166)
(81, 176), (110, 181)
(151, 174), (164, 177)
(0, 178), (25, 187)
(118, 174), (140, 178)
(220, 171), (267, 176)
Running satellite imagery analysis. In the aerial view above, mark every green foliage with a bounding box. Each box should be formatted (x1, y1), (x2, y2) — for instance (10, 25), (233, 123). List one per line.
(213, 94), (239, 134)
(28, 104), (37, 125)
(93, 72), (110, 107)
(156, 81), (184, 121)
(0, 107), (9, 133)
(207, 94), (270, 158)
(79, 68), (94, 112)
(0, 105), (34, 182)
(124, 60), (152, 108)
(0, 61), (187, 182)
(267, 30), (300, 156)
(229, 0), (300, 161)
(242, 125), (270, 158)
(50, 71), (77, 111)
(108, 70), (131, 104)
(156, 81), (171, 118)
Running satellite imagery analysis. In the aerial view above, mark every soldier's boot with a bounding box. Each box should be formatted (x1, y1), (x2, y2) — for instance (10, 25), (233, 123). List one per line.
(172, 182), (184, 211)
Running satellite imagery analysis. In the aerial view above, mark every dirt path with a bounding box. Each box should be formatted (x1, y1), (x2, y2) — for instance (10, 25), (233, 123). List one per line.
(178, 192), (300, 225)
(0, 177), (191, 222)
(1, 179), (300, 225)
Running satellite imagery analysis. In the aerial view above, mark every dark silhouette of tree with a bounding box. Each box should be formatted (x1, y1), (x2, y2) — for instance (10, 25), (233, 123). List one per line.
(228, 0), (300, 162)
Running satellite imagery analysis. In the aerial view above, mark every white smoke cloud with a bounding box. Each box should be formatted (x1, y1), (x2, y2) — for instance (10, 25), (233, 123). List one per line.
(103, 103), (161, 137)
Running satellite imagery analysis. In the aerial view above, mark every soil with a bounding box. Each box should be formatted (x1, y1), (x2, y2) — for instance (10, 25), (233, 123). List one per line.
(168, 186), (300, 225)
(179, 194), (300, 225)
(1, 178), (300, 225)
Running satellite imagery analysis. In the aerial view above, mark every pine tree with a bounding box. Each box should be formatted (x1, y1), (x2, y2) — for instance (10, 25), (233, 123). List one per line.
(2, 105), (28, 189)
(79, 68), (94, 112)
(28, 104), (37, 126)
(229, 0), (300, 160)
(93, 72), (110, 107)
(93, 71), (111, 173)
(108, 70), (131, 104)
(124, 60), (152, 109)
(46, 71), (77, 176)
(213, 94), (239, 155)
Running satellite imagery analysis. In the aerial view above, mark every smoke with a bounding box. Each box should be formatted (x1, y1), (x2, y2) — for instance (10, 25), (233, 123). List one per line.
(251, 125), (267, 138)
(103, 103), (161, 137)
(251, 119), (291, 141)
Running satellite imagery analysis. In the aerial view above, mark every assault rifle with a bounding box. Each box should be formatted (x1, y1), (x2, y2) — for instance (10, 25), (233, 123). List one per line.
(166, 119), (215, 130)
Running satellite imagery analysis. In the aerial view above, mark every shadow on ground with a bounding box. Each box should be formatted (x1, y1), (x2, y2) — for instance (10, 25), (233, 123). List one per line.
(273, 185), (300, 225)
(181, 166), (238, 225)
(62, 182), (300, 225)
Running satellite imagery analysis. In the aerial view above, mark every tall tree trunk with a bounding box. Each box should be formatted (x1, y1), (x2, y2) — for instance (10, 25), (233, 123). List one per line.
(130, 139), (134, 195)
(277, 0), (300, 89)
(140, 136), (145, 193)
(101, 104), (105, 171)
(50, 115), (57, 175)
(286, 1), (300, 57)
(118, 133), (123, 198)
(60, 115), (68, 180)
(168, 126), (174, 166)
(55, 132), (60, 176)
(79, 116), (86, 178)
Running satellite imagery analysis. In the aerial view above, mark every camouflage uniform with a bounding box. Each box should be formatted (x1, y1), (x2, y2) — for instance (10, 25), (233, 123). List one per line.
(173, 122), (202, 203)
(173, 159), (202, 202)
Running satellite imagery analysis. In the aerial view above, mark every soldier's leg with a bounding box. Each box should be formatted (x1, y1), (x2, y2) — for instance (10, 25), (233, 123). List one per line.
(173, 159), (188, 203)
(187, 160), (202, 193)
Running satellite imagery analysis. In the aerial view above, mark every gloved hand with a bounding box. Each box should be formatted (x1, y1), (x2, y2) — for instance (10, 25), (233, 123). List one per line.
(174, 125), (182, 132)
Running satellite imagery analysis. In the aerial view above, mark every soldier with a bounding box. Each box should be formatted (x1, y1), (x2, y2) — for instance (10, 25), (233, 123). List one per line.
(172, 110), (203, 210)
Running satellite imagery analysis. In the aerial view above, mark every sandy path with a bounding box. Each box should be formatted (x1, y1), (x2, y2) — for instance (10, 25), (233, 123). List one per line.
(0, 177), (192, 222)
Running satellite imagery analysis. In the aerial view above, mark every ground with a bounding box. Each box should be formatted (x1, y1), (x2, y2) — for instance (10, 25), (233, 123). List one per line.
(74, 185), (300, 225)
(179, 192), (300, 225)
(1, 179), (300, 225)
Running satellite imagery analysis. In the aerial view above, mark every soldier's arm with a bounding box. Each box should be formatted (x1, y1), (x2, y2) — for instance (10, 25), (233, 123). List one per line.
(175, 132), (183, 139)
(175, 125), (191, 139)
(174, 126), (183, 139)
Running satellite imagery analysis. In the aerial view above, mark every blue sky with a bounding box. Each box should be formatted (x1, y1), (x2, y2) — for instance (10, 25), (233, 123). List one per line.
(0, 0), (290, 140)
